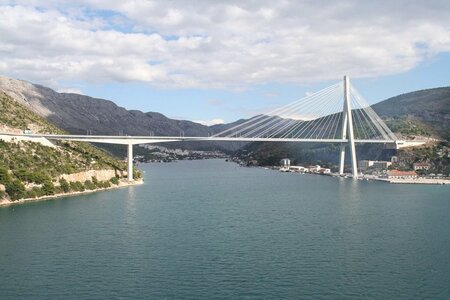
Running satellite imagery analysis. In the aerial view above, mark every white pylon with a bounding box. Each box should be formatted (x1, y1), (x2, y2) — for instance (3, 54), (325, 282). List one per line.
(338, 104), (348, 174)
(339, 76), (358, 178)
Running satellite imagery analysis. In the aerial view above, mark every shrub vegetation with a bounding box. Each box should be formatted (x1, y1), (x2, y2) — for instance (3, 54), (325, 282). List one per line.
(0, 92), (128, 201)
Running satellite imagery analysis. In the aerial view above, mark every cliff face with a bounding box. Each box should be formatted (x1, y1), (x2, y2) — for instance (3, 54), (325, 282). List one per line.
(59, 169), (125, 183)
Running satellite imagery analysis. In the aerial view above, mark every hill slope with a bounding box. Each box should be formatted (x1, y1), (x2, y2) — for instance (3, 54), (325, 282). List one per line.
(373, 87), (450, 140)
(0, 92), (132, 203)
(0, 75), (244, 153)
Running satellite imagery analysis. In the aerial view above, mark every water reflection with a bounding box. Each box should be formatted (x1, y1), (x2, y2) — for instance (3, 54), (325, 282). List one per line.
(124, 185), (138, 224)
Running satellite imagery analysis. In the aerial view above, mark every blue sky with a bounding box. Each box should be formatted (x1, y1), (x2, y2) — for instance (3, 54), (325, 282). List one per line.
(1, 1), (449, 125)
(81, 52), (450, 123)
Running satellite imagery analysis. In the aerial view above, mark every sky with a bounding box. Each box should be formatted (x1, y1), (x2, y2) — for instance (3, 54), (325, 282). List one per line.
(0, 0), (449, 125)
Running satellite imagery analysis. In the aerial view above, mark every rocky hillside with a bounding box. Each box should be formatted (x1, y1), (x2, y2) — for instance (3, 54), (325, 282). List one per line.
(373, 87), (450, 140)
(0, 92), (133, 203)
(0, 75), (244, 153)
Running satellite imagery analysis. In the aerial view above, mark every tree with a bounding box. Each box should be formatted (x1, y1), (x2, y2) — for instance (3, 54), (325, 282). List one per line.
(6, 180), (26, 201)
(14, 168), (30, 182)
(25, 190), (37, 199)
(84, 180), (96, 190)
(30, 172), (51, 184)
(32, 186), (44, 197)
(70, 181), (85, 192)
(110, 177), (119, 185)
(59, 178), (70, 193)
(41, 180), (55, 195)
(0, 165), (11, 185)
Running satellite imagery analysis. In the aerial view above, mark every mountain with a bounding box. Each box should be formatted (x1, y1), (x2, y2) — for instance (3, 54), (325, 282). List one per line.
(210, 118), (249, 133)
(0, 75), (247, 153)
(373, 87), (450, 140)
(0, 75), (213, 137)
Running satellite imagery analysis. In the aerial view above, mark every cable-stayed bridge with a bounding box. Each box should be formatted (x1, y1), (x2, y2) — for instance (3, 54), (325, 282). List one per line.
(2, 76), (426, 180)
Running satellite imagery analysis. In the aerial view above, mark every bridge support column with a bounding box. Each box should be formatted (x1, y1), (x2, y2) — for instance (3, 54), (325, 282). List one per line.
(339, 113), (348, 175)
(339, 76), (358, 178)
(127, 143), (133, 181)
(339, 144), (346, 174)
(344, 76), (358, 178)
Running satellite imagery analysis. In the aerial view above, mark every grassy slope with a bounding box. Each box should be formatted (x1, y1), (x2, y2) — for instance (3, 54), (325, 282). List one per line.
(0, 92), (129, 200)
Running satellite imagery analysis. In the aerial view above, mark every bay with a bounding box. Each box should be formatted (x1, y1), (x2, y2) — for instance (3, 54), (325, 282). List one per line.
(0, 159), (449, 299)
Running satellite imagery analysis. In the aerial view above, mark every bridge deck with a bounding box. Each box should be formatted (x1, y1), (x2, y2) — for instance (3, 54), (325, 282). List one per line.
(1, 133), (425, 148)
(8, 133), (394, 143)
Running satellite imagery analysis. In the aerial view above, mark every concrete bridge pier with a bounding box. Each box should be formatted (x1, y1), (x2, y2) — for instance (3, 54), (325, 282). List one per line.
(339, 143), (346, 174)
(339, 76), (358, 178)
(127, 143), (133, 181)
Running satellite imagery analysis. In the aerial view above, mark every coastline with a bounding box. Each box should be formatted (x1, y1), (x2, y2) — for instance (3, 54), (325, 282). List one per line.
(268, 165), (449, 185)
(367, 177), (449, 185)
(0, 179), (144, 207)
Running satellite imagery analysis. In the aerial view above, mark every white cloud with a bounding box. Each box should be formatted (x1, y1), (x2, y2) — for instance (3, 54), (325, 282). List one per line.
(194, 118), (225, 126)
(57, 87), (84, 94)
(0, 1), (449, 89)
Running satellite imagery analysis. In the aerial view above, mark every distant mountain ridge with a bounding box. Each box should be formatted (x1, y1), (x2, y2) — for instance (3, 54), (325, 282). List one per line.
(0, 75), (213, 137)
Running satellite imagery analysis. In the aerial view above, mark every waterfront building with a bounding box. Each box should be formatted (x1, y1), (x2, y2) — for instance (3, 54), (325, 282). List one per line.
(386, 170), (418, 179)
(289, 166), (306, 172)
(319, 168), (331, 174)
(359, 160), (391, 171)
(308, 165), (322, 173)
(359, 160), (374, 170)
(281, 158), (290, 168)
(413, 162), (431, 171)
(373, 161), (392, 170)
